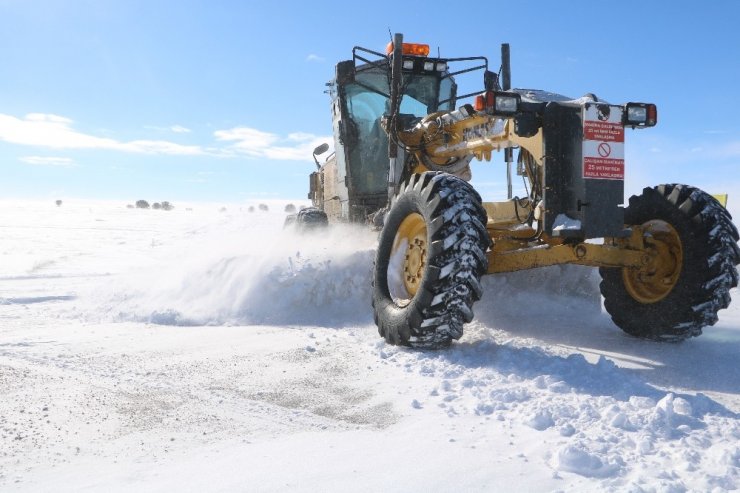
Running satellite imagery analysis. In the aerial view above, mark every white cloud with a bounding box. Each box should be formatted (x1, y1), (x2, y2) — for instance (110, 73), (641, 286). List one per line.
(20, 156), (76, 167)
(306, 54), (325, 63)
(214, 126), (331, 162)
(287, 132), (316, 142)
(214, 127), (277, 150)
(144, 124), (192, 134)
(26, 113), (73, 124)
(125, 139), (202, 155)
(0, 113), (204, 156)
(1, 112), (333, 163)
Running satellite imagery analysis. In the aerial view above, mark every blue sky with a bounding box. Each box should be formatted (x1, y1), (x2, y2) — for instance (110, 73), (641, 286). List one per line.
(1, 1), (739, 204)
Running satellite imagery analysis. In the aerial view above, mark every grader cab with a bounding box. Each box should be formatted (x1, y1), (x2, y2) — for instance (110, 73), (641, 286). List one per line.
(304, 33), (740, 348)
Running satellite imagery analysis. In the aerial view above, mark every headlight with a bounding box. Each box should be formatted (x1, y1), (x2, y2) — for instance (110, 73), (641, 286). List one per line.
(474, 91), (521, 116)
(627, 106), (647, 123)
(624, 103), (657, 127)
(435, 62), (447, 72)
(495, 95), (519, 114)
(423, 61), (434, 71)
(402, 59), (415, 70)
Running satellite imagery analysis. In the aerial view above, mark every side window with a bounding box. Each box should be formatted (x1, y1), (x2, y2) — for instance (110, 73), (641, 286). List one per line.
(344, 82), (390, 195)
(346, 91), (386, 135)
(399, 95), (428, 117)
(439, 77), (455, 111)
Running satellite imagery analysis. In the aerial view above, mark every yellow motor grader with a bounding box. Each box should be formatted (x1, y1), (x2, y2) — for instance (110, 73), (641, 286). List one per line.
(302, 33), (740, 348)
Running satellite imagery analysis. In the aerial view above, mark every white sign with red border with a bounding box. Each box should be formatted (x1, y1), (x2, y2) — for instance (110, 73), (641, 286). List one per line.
(582, 104), (625, 180)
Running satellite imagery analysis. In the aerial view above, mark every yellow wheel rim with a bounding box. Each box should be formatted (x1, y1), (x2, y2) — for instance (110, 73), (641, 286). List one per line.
(623, 220), (683, 304)
(388, 212), (428, 305)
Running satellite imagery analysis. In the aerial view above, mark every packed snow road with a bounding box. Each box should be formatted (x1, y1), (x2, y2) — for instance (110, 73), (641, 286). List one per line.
(1, 200), (738, 492)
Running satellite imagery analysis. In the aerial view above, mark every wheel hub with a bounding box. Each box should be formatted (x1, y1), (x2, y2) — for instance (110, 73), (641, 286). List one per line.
(388, 212), (428, 304)
(404, 236), (427, 294)
(623, 219), (683, 304)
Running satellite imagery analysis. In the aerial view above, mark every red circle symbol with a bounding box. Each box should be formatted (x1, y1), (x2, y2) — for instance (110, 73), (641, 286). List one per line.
(598, 142), (611, 157)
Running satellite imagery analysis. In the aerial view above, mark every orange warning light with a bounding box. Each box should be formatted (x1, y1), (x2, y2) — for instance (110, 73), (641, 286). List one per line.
(474, 95), (485, 112)
(385, 42), (431, 57)
(474, 91), (495, 112)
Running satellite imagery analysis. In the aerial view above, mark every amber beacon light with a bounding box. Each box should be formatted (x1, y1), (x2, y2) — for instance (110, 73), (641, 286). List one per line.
(386, 42), (430, 57)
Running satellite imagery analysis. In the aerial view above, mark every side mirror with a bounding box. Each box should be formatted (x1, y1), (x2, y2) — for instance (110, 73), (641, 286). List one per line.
(335, 60), (355, 85)
(313, 143), (330, 169)
(484, 70), (498, 91)
(313, 143), (330, 156)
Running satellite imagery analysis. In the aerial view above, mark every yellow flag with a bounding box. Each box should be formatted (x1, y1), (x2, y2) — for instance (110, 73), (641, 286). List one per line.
(712, 194), (728, 208)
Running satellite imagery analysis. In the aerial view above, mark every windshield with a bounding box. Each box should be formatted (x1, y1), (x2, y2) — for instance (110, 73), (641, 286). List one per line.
(344, 66), (454, 194)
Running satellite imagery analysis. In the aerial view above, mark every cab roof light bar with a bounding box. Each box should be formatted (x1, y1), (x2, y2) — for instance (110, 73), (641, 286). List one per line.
(386, 42), (430, 57)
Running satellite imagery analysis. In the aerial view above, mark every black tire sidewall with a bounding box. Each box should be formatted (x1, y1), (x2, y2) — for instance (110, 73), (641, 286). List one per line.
(601, 187), (712, 338)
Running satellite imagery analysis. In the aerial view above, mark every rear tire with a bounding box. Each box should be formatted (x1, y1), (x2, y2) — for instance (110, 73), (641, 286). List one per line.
(600, 184), (740, 341)
(284, 207), (328, 231)
(372, 172), (491, 349)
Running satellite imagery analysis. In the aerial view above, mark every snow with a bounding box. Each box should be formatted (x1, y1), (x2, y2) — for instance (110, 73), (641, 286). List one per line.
(1, 200), (739, 492)
(552, 213), (582, 232)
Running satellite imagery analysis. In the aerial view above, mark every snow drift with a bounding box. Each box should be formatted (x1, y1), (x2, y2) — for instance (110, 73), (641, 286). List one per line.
(91, 222), (378, 327)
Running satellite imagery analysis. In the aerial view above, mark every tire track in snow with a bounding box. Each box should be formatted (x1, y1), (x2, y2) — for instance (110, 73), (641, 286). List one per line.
(0, 325), (399, 488)
(374, 329), (739, 490)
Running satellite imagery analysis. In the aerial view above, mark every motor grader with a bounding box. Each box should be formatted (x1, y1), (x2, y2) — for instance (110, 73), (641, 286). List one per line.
(301, 33), (740, 348)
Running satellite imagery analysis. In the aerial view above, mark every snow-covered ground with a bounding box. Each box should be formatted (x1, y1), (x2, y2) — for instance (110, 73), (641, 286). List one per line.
(1, 200), (738, 492)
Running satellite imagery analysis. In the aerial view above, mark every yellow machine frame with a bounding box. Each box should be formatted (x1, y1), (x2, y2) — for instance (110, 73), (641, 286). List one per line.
(394, 108), (678, 294)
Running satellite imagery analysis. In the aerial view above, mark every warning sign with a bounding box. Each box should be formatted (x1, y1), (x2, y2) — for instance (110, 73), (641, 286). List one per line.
(584, 120), (624, 142)
(584, 157), (624, 180)
(583, 104), (624, 180)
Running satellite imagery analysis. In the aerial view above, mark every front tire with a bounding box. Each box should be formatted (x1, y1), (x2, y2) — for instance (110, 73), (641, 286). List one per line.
(372, 172), (491, 349)
(600, 184), (740, 341)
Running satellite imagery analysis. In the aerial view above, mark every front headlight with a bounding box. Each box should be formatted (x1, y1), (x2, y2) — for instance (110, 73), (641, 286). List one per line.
(627, 106), (647, 123)
(474, 91), (521, 116)
(495, 95), (519, 114)
(624, 103), (657, 127)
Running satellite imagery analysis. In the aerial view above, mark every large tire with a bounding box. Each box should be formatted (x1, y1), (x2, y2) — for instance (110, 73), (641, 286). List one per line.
(372, 172), (491, 349)
(600, 184), (740, 341)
